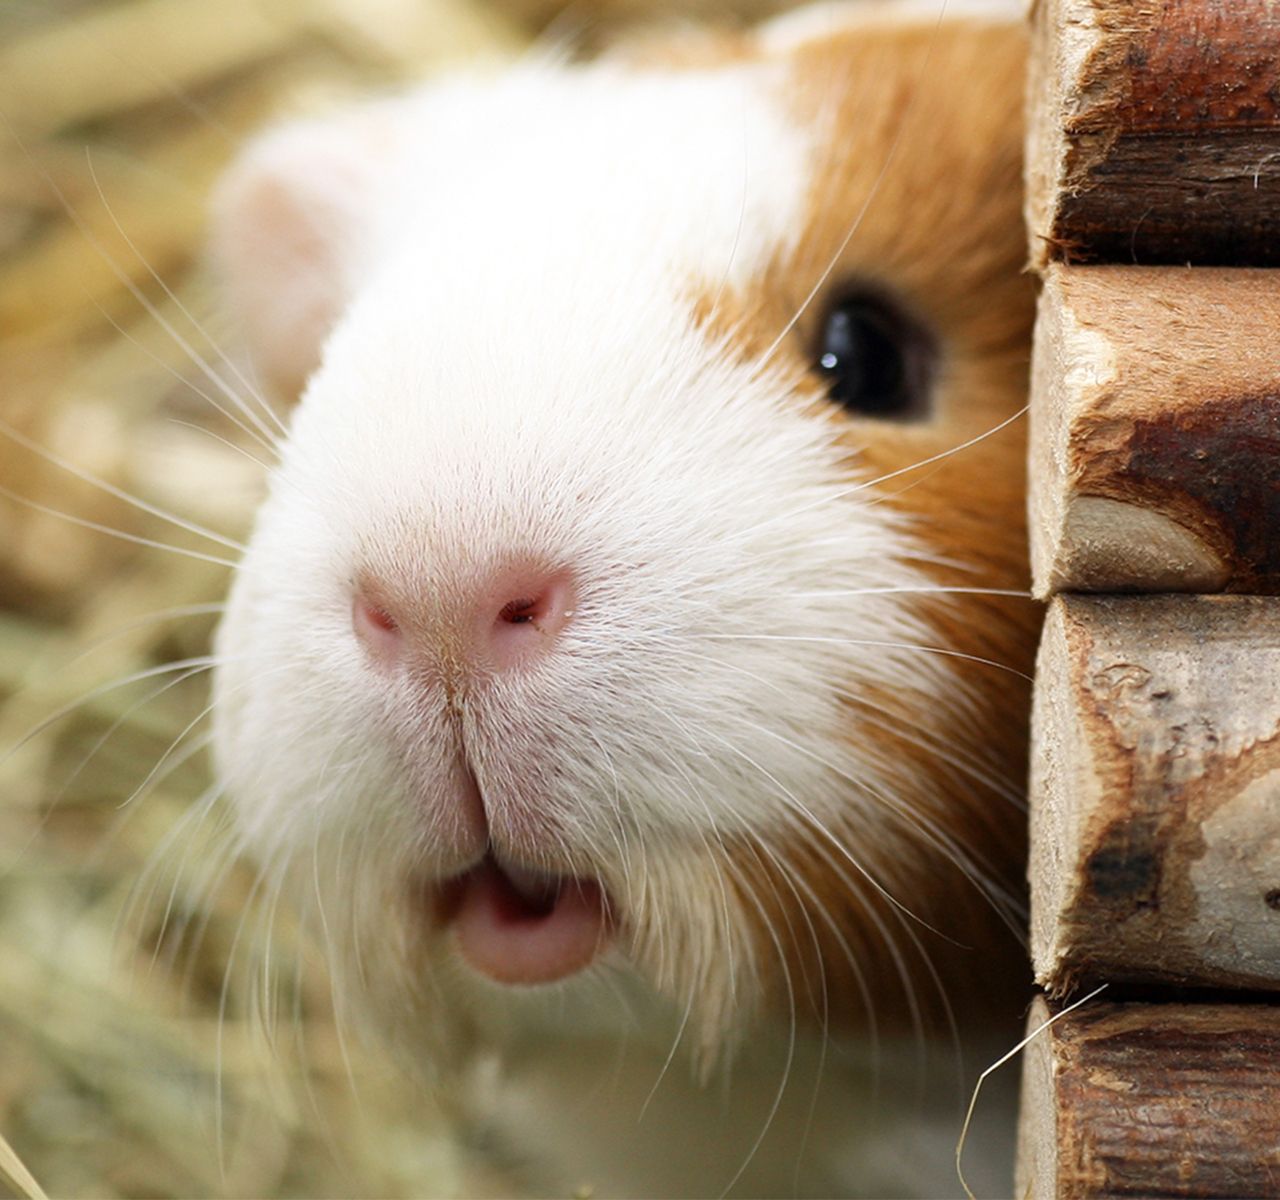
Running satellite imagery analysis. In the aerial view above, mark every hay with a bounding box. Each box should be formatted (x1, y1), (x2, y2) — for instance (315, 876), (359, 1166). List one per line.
(0, 2), (521, 1194)
(0, 1), (790, 1194)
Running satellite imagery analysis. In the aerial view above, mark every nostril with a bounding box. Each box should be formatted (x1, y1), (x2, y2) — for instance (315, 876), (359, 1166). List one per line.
(499, 597), (538, 625)
(364, 601), (399, 632)
(353, 593), (402, 657)
(498, 594), (558, 627)
(486, 571), (576, 667)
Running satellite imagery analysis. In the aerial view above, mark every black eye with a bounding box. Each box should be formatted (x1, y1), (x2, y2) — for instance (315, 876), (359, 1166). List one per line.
(815, 290), (935, 420)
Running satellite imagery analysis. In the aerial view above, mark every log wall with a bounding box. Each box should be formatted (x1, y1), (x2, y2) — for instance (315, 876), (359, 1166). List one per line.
(1020, 1), (1280, 1195)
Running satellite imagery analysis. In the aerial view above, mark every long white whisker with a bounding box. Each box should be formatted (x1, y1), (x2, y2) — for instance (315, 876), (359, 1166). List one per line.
(63, 603), (227, 665)
(0, 418), (246, 553)
(761, 710), (1025, 934)
(845, 698), (1024, 810)
(640, 983), (697, 1120)
(727, 404), (1028, 548)
(0, 478), (240, 568)
(853, 405), (1030, 496)
(716, 846), (798, 1198)
(213, 843), (288, 1180)
(1, 109), (282, 460)
(85, 148), (289, 443)
(0, 655), (232, 776)
(784, 585), (1031, 600)
(166, 418), (278, 476)
(89, 297), (280, 458)
(133, 780), (227, 973)
(692, 715), (954, 950)
(755, 0), (955, 372)
(50, 665), (212, 816)
(700, 632), (1033, 682)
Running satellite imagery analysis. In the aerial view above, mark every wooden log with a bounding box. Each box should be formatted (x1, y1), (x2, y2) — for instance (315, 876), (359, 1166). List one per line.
(1031, 595), (1280, 994)
(1029, 264), (1280, 597)
(1026, 0), (1280, 267)
(1016, 994), (1280, 1200)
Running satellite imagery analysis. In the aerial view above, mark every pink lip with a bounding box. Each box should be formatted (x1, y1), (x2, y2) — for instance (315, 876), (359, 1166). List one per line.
(434, 854), (612, 986)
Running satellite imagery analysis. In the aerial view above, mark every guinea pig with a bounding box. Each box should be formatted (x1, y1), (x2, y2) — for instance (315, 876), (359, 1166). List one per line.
(209, 2), (1036, 1195)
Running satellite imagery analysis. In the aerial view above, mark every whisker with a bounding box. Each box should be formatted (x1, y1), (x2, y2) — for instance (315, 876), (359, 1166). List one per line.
(715, 846), (798, 1198)
(841, 697), (1025, 810)
(129, 780), (227, 972)
(115, 696), (219, 811)
(640, 973), (698, 1121)
(50, 665), (213, 819)
(783, 585), (1032, 600)
(698, 79), (750, 330)
(1, 107), (283, 462)
(850, 404), (1030, 497)
(166, 418), (278, 477)
(89, 298), (280, 459)
(690, 715), (957, 1038)
(0, 654), (232, 778)
(0, 418), (247, 554)
(309, 813), (365, 1108)
(0, 478), (240, 569)
(727, 404), (1028, 547)
(645, 700), (932, 1067)
(755, 0), (956, 373)
(63, 602), (227, 665)
(699, 632), (1033, 682)
(731, 675), (1027, 937)
(813, 724), (1025, 934)
(750, 836), (832, 1195)
(85, 147), (288, 444)
(214, 845), (287, 1179)
(112, 658), (306, 975)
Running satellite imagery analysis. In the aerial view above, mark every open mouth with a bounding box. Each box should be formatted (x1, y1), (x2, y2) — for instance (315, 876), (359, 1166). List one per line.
(434, 852), (612, 986)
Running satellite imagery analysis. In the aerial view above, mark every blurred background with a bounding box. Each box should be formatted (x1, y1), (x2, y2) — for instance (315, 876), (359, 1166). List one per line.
(0, 1), (822, 1196)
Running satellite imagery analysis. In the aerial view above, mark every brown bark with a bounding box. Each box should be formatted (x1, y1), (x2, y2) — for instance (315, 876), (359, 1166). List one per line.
(1016, 994), (1280, 1199)
(1030, 595), (1280, 994)
(1026, 0), (1280, 267)
(1029, 264), (1280, 597)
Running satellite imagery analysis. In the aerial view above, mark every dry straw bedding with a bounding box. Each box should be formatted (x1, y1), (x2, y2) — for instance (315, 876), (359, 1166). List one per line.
(0, 1), (789, 1195)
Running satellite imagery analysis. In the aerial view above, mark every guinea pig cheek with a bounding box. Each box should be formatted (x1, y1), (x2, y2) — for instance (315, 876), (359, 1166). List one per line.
(435, 858), (612, 985)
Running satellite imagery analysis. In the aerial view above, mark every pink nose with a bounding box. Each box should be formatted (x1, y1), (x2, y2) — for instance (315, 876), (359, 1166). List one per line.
(353, 566), (577, 673)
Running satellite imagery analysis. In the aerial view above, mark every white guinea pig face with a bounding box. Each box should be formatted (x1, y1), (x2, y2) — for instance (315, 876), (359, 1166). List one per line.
(211, 11), (1034, 1046)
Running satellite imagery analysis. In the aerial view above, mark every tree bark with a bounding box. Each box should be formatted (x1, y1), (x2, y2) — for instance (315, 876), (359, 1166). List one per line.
(1026, 0), (1280, 268)
(1029, 264), (1280, 597)
(1031, 595), (1280, 994)
(1016, 994), (1280, 1199)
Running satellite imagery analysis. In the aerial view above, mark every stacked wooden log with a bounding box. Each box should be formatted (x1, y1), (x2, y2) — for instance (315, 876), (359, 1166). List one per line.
(1018, 1), (1280, 1195)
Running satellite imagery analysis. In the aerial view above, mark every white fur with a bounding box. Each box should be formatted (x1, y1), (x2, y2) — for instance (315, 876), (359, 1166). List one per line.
(212, 35), (1001, 1200)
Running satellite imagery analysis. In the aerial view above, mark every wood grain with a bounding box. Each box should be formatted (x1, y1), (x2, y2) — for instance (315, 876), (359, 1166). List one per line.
(1016, 994), (1280, 1199)
(1030, 595), (1280, 994)
(1026, 0), (1280, 267)
(1029, 264), (1280, 596)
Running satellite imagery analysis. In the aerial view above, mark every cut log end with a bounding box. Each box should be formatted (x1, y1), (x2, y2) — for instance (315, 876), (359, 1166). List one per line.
(1029, 265), (1280, 596)
(1031, 595), (1280, 994)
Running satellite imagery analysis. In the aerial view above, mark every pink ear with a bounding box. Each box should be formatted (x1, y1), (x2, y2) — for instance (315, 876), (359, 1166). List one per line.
(209, 103), (403, 400)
